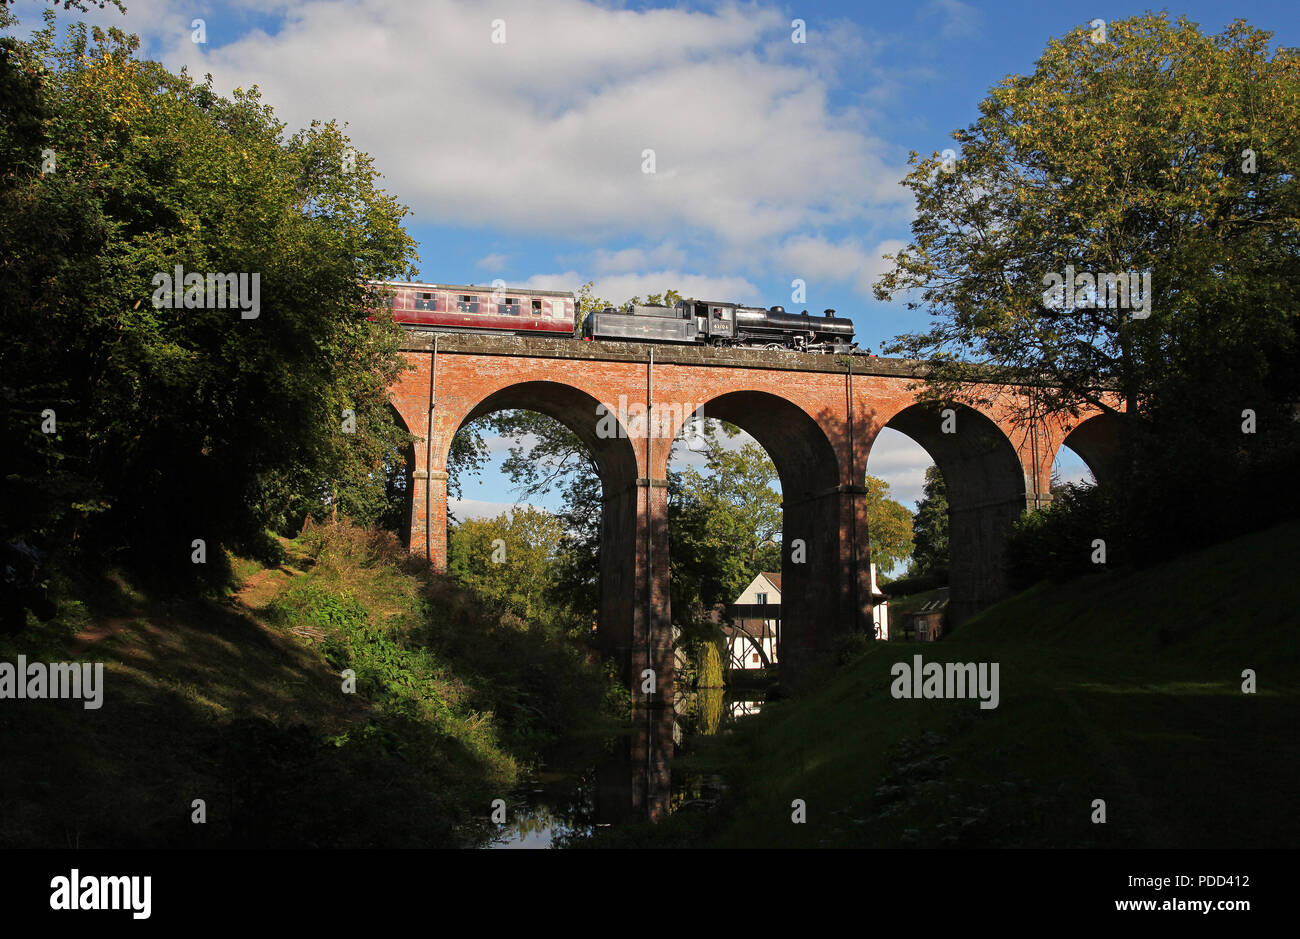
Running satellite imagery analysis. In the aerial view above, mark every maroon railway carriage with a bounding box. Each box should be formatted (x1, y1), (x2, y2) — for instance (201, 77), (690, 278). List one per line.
(368, 280), (575, 337)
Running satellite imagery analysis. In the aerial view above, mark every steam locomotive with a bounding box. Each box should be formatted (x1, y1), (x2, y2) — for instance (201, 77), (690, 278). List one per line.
(369, 280), (863, 354)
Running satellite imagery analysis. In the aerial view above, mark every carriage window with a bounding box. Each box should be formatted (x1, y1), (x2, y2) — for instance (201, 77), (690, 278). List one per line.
(457, 294), (478, 313)
(500, 297), (521, 315)
(532, 299), (543, 315)
(414, 292), (435, 311)
(554, 300), (566, 317)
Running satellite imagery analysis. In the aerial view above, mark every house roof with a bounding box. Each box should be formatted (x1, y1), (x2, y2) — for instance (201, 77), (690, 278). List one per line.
(760, 572), (782, 592)
(724, 620), (778, 638)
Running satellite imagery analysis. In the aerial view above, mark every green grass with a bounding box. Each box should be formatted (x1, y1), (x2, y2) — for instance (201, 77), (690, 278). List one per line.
(590, 520), (1300, 848)
(0, 522), (616, 848)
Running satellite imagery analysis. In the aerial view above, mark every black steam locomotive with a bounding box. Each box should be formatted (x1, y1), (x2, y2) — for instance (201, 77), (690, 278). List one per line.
(583, 299), (862, 353)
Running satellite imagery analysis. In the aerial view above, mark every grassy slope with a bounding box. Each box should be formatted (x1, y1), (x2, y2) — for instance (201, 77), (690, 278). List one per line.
(603, 519), (1300, 848)
(0, 524), (613, 848)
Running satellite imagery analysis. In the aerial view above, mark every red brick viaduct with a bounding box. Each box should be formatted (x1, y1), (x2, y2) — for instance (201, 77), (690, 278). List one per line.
(388, 333), (1119, 702)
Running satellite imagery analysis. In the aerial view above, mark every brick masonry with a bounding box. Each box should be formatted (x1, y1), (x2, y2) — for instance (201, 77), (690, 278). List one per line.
(389, 333), (1119, 699)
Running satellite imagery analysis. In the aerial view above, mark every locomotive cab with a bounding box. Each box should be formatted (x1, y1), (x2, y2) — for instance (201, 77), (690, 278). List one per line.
(678, 300), (737, 343)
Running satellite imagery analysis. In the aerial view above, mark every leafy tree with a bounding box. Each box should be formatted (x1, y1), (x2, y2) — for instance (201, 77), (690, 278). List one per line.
(875, 13), (1300, 561)
(447, 506), (566, 626)
(876, 13), (1298, 422)
(0, 7), (418, 582)
(863, 474), (914, 576)
(910, 466), (949, 576)
(669, 431), (782, 629)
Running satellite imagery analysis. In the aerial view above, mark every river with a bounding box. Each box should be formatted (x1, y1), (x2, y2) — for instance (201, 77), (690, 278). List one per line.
(483, 687), (766, 848)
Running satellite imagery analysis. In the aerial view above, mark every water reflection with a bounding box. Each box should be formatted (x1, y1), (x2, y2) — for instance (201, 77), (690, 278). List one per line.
(484, 688), (765, 848)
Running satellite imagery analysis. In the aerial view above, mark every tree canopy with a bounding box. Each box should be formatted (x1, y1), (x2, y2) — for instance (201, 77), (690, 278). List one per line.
(0, 7), (417, 581)
(862, 474), (914, 576)
(909, 466), (949, 577)
(875, 13), (1300, 563)
(876, 14), (1299, 428)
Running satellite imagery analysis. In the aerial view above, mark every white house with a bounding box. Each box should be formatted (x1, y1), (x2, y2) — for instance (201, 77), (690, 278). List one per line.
(869, 563), (891, 640)
(727, 572), (782, 669)
(727, 567), (891, 666)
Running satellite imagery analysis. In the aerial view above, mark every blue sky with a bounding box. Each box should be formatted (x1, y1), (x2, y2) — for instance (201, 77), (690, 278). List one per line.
(15, 0), (1296, 514)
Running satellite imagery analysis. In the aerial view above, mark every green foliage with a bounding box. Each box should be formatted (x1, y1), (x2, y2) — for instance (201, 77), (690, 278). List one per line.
(880, 569), (948, 598)
(670, 428), (782, 630)
(0, 8), (417, 584)
(910, 466), (949, 577)
(863, 474), (914, 576)
(876, 12), (1300, 570)
(447, 506), (567, 627)
(1005, 483), (1123, 588)
(699, 640), (725, 689)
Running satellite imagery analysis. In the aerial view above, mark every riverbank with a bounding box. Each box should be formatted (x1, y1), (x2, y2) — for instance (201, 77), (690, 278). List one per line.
(579, 519), (1300, 848)
(0, 522), (619, 847)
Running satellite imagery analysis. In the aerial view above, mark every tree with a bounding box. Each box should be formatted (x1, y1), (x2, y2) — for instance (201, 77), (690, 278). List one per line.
(875, 13), (1300, 558)
(910, 466), (949, 576)
(877, 14), (1297, 422)
(863, 474), (914, 576)
(0, 7), (418, 582)
(669, 430), (782, 629)
(447, 506), (565, 626)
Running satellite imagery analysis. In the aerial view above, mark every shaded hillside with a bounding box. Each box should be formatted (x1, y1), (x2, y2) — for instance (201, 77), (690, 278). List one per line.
(588, 520), (1300, 848)
(0, 523), (616, 848)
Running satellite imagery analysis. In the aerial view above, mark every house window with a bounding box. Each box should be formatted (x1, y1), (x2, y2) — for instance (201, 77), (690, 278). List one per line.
(752, 653), (760, 664)
(756, 592), (768, 605)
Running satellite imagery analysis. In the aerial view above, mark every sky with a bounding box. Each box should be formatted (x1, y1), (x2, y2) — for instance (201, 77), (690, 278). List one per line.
(14, 0), (1296, 515)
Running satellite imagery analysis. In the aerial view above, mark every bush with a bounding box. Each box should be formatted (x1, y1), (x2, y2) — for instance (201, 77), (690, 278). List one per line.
(1005, 484), (1122, 589)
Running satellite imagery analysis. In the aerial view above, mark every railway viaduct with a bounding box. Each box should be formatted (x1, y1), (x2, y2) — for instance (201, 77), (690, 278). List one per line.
(388, 333), (1119, 703)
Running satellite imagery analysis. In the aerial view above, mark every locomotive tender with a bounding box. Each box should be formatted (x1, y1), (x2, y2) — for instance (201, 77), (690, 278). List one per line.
(369, 280), (863, 354)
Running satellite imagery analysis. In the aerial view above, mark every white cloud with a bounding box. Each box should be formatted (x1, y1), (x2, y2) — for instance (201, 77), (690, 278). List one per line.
(777, 235), (907, 299)
(476, 253), (509, 271)
(591, 242), (687, 274)
(866, 427), (935, 509)
(921, 0), (983, 41)
(518, 269), (760, 305)
(150, 0), (908, 252)
(448, 498), (546, 521)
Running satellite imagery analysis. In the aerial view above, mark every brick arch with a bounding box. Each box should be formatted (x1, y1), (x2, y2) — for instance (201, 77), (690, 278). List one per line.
(868, 401), (1027, 626)
(669, 390), (847, 678)
(385, 401), (416, 548)
(388, 334), (1123, 698)
(1054, 412), (1121, 485)
(452, 380), (639, 487)
(440, 380), (643, 666)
